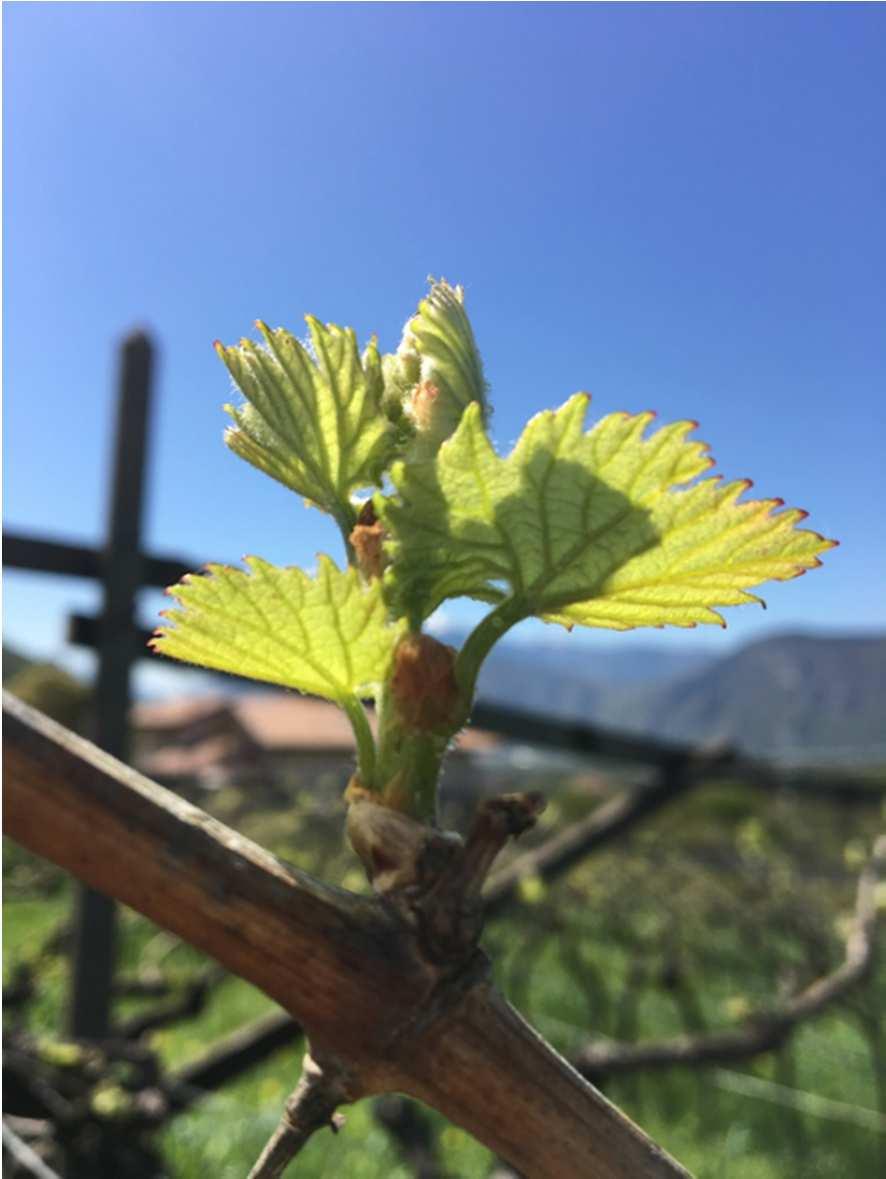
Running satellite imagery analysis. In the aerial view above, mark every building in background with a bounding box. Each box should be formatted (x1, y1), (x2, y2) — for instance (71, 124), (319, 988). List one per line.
(131, 693), (506, 814)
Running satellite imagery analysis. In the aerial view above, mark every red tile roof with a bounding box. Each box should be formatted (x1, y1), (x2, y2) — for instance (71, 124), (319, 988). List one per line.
(132, 693), (499, 755)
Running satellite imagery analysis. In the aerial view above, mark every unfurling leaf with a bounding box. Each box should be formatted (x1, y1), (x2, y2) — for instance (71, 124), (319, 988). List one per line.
(218, 318), (394, 527)
(383, 279), (488, 459)
(152, 556), (404, 703)
(380, 394), (834, 630)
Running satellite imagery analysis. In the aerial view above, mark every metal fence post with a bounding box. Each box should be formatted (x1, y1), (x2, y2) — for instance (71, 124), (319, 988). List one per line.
(67, 330), (155, 1039)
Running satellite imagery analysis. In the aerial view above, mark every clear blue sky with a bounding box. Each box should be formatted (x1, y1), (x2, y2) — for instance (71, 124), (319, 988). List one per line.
(4, 2), (885, 689)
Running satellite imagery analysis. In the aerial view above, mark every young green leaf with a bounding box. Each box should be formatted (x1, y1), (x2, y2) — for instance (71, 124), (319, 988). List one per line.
(383, 280), (488, 459)
(218, 318), (394, 529)
(380, 394), (835, 631)
(152, 555), (404, 702)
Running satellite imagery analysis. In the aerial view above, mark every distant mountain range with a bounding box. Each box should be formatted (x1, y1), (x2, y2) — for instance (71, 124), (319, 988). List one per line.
(641, 633), (886, 763)
(465, 631), (886, 766)
(5, 631), (885, 767)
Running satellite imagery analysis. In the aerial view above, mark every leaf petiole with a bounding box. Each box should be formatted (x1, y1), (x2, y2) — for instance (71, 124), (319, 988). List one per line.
(341, 694), (377, 790)
(454, 596), (528, 726)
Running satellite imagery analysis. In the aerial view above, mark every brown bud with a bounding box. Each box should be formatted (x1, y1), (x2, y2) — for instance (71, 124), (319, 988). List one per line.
(349, 500), (386, 579)
(391, 633), (459, 732)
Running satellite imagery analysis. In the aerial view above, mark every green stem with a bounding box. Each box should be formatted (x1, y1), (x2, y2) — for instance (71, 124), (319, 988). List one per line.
(368, 599), (526, 824)
(332, 501), (358, 566)
(394, 731), (448, 823)
(335, 498), (373, 781)
(341, 695), (376, 788)
(454, 596), (527, 726)
(373, 682), (447, 824)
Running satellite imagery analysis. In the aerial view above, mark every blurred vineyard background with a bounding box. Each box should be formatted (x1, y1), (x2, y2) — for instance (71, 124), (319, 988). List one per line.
(4, 641), (885, 1177)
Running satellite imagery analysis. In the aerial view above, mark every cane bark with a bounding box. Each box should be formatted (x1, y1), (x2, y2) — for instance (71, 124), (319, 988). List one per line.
(3, 692), (690, 1178)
